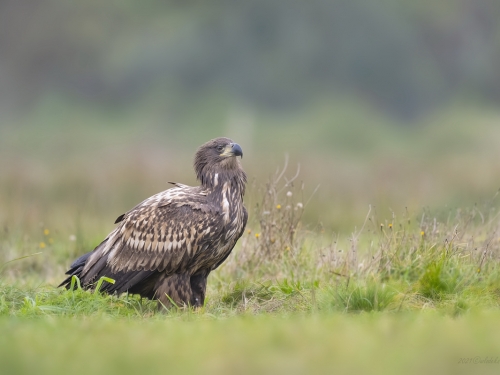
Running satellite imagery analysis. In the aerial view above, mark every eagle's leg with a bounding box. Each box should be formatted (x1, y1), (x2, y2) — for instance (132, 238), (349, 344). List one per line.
(155, 273), (193, 310)
(190, 271), (209, 308)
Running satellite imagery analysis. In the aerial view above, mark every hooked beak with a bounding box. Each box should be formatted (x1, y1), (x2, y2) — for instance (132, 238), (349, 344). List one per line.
(221, 143), (243, 158)
(231, 143), (243, 158)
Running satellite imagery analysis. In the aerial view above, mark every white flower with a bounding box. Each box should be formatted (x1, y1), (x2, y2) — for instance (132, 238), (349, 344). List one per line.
(69, 235), (76, 241)
(286, 191), (292, 197)
(296, 202), (303, 209)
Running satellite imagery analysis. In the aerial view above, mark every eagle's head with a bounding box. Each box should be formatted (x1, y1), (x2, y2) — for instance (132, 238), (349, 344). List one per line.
(194, 137), (245, 189)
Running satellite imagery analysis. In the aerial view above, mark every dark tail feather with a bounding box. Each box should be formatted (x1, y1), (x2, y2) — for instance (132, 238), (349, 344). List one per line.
(58, 251), (92, 288)
(59, 250), (157, 298)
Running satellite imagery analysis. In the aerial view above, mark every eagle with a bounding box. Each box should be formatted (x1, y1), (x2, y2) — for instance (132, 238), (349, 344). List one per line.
(60, 137), (247, 309)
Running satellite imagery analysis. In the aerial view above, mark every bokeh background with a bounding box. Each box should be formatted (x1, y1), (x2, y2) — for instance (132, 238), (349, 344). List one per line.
(2, 0), (500, 237)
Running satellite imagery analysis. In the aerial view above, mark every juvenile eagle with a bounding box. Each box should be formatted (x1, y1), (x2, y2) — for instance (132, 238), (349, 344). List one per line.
(60, 137), (247, 308)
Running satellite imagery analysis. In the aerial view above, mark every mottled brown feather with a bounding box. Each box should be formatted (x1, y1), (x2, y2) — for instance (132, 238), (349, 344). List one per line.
(61, 137), (247, 309)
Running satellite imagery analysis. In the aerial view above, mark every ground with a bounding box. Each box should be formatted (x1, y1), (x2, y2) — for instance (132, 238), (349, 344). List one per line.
(2, 107), (500, 374)
(2, 172), (500, 375)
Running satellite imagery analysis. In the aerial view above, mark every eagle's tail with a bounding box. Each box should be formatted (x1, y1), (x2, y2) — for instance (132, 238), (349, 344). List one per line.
(58, 251), (92, 288)
(59, 248), (157, 299)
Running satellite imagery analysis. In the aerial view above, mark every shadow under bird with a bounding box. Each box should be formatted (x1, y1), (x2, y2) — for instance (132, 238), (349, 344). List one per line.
(60, 137), (247, 309)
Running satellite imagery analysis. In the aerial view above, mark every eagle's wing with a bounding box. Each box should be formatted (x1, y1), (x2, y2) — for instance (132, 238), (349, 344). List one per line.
(79, 186), (224, 286)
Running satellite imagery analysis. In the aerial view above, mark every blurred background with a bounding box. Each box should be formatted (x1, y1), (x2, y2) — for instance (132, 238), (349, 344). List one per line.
(1, 0), (500, 237)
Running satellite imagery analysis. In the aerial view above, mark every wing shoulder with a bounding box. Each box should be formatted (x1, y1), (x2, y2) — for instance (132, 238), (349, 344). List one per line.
(114, 186), (206, 223)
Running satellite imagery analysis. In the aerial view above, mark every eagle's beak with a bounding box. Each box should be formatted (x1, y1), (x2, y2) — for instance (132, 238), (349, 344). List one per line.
(231, 143), (243, 158)
(222, 143), (243, 158)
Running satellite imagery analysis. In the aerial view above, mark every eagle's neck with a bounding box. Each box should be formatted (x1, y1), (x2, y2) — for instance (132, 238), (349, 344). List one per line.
(202, 168), (246, 201)
(203, 169), (246, 228)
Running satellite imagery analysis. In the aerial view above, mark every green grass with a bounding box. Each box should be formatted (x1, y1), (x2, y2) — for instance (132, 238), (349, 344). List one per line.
(1, 312), (500, 375)
(2, 107), (500, 374)
(2, 173), (500, 374)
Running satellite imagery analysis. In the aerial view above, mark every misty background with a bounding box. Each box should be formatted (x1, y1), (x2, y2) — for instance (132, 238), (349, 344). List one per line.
(1, 0), (500, 232)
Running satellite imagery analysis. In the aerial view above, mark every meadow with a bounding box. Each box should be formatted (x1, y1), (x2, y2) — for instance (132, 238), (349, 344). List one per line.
(1, 103), (500, 374)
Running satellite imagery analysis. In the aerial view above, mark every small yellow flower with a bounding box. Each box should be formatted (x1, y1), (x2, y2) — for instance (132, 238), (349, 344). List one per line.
(43, 229), (50, 236)
(285, 246), (290, 251)
(477, 268), (481, 273)
(276, 204), (281, 209)
(255, 233), (260, 239)
(247, 229), (252, 234)
(39, 242), (46, 249)
(388, 223), (393, 229)
(420, 231), (425, 236)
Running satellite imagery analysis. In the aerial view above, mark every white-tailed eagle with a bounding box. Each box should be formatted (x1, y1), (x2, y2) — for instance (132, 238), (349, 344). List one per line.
(60, 137), (247, 308)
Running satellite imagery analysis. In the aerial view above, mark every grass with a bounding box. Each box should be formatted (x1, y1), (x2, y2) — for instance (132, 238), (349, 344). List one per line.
(2, 107), (500, 374)
(1, 312), (500, 375)
(2, 239), (500, 374)
(2, 169), (500, 374)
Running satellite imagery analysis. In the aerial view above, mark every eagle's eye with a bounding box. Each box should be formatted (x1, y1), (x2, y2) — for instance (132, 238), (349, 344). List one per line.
(216, 145), (224, 152)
